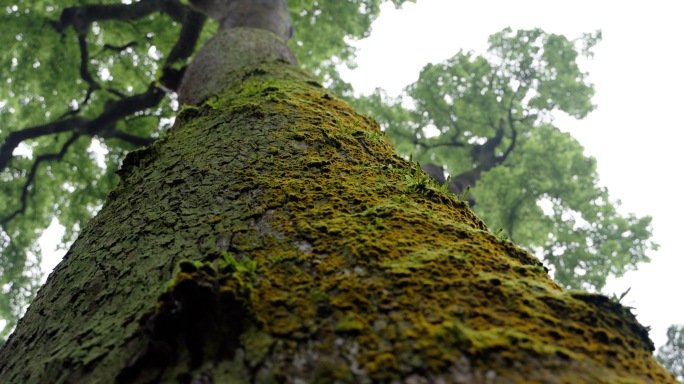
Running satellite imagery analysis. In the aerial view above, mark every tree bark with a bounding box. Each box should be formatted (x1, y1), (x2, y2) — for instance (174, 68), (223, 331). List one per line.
(0, 20), (676, 384)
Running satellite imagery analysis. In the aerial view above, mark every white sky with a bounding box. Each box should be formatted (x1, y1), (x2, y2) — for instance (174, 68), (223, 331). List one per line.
(38, 0), (683, 350)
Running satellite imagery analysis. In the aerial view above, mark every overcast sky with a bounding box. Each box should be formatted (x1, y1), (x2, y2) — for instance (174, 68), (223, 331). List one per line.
(339, 0), (684, 349)
(39, 0), (683, 350)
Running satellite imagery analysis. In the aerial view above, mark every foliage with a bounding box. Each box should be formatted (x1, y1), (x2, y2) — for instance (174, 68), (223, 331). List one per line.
(0, 0), (413, 339)
(350, 28), (657, 291)
(657, 324), (684, 382)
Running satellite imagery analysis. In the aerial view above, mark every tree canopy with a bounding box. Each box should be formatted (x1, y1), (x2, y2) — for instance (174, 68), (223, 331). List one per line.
(0, 0), (659, 355)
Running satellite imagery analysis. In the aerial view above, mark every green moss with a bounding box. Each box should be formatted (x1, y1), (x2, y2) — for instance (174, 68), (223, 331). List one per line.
(156, 68), (667, 381)
(11, 59), (673, 383)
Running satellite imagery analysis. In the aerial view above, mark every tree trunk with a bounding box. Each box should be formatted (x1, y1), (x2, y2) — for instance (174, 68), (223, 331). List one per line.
(0, 24), (676, 384)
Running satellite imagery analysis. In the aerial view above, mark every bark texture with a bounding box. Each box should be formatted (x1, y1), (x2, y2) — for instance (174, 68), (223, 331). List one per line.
(0, 26), (677, 384)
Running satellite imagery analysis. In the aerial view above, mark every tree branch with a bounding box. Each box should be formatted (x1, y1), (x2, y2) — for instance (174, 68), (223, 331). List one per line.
(103, 42), (139, 52)
(1, 134), (81, 226)
(497, 85), (523, 163)
(500, 109), (518, 163)
(1, 83), (164, 174)
(0, 117), (89, 172)
(102, 130), (155, 147)
(2, 3), (202, 173)
(159, 9), (207, 92)
(1, 0), (204, 228)
(53, 0), (187, 34)
(88, 83), (166, 137)
(505, 194), (528, 242)
(166, 9), (206, 66)
(415, 138), (465, 151)
(470, 118), (505, 167)
(78, 34), (100, 105)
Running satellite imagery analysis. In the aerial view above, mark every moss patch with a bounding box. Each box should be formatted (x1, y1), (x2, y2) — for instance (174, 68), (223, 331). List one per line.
(2, 59), (674, 384)
(118, 63), (673, 383)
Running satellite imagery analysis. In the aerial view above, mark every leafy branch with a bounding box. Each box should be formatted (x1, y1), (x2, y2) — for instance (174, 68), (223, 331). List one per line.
(1, 134), (80, 225)
(51, 0), (187, 34)
(0, 2), (209, 230)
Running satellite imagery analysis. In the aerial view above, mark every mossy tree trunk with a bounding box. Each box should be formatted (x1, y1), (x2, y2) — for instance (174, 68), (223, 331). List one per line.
(0, 24), (676, 384)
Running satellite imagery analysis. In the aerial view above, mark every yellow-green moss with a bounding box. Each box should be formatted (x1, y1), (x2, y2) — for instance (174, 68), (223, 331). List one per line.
(3, 57), (674, 383)
(135, 63), (674, 382)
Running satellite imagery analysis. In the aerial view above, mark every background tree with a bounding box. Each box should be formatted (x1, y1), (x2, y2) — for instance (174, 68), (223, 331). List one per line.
(0, 0), (413, 339)
(657, 324), (684, 382)
(351, 28), (656, 291)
